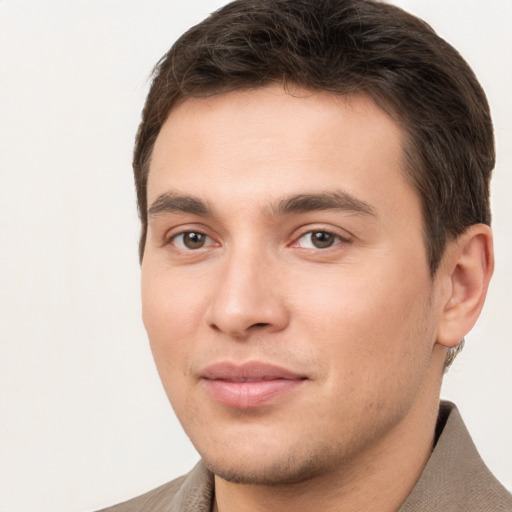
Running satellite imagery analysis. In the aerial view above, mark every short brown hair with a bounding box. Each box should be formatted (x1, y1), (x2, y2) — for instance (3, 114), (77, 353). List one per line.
(134, 0), (494, 276)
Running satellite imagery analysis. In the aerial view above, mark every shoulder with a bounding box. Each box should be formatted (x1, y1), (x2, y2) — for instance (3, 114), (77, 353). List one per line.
(400, 401), (512, 511)
(95, 461), (213, 512)
(96, 476), (187, 512)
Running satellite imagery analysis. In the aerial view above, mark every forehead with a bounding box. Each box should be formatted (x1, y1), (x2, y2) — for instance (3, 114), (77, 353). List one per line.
(148, 85), (417, 221)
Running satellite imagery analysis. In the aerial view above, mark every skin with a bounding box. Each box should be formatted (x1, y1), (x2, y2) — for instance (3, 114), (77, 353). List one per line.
(141, 85), (493, 512)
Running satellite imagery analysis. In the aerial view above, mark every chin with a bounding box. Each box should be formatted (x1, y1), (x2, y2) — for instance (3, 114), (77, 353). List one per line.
(200, 444), (339, 486)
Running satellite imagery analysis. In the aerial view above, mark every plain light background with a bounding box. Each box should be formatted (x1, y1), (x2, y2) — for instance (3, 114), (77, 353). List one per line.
(0, 1), (510, 511)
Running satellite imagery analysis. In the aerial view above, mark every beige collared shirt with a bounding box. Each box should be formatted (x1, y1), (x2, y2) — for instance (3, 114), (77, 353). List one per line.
(98, 402), (512, 511)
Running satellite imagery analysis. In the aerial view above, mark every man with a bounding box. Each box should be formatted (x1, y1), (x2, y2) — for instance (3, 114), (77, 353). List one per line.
(100, 0), (511, 510)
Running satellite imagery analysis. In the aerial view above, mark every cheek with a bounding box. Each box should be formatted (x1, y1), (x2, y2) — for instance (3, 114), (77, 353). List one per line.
(141, 267), (208, 375)
(142, 261), (208, 326)
(140, 271), (207, 422)
(291, 264), (433, 387)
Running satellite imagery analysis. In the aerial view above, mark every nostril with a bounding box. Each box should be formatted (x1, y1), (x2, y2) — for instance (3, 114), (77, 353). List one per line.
(251, 322), (270, 329)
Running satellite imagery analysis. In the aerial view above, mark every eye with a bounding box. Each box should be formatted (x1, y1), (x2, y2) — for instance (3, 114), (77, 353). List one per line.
(295, 230), (343, 249)
(171, 231), (212, 250)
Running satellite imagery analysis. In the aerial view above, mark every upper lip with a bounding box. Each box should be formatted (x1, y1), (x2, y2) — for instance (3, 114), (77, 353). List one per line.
(200, 361), (306, 382)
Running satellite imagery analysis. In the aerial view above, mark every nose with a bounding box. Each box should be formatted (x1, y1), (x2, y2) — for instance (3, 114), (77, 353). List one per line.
(205, 247), (290, 339)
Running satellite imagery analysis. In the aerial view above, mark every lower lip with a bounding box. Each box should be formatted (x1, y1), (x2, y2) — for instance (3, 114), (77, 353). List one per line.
(202, 379), (304, 408)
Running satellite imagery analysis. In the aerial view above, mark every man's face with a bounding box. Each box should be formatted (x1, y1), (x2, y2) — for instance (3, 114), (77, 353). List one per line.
(142, 85), (445, 484)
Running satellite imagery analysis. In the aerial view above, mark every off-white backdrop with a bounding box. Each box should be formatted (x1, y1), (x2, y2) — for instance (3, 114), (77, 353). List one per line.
(0, 1), (510, 511)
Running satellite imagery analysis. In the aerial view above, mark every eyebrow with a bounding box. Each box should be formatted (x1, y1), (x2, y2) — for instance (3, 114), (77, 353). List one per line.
(148, 192), (213, 217)
(147, 190), (376, 218)
(269, 191), (376, 217)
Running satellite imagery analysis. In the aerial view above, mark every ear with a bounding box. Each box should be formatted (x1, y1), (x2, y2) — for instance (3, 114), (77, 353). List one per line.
(436, 224), (494, 348)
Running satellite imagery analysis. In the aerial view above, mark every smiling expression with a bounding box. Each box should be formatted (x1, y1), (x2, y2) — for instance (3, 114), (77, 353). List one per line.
(141, 85), (446, 485)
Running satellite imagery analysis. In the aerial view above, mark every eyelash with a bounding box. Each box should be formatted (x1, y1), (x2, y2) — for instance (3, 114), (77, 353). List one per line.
(166, 227), (350, 253)
(292, 229), (350, 250)
(168, 231), (216, 251)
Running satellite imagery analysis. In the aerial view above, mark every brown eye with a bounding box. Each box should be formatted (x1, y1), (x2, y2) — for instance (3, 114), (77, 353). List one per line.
(311, 231), (336, 248)
(297, 231), (340, 249)
(173, 232), (210, 250)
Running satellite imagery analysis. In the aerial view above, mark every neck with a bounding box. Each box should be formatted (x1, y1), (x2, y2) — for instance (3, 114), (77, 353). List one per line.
(213, 349), (445, 512)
